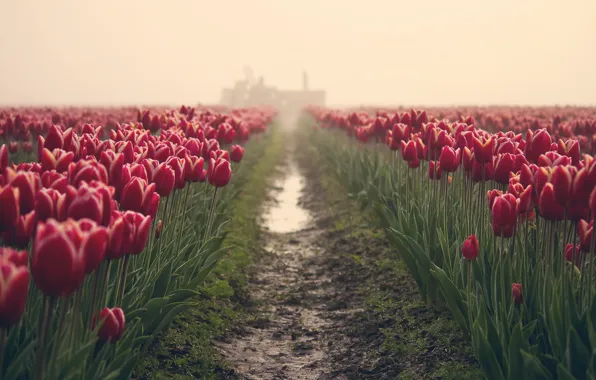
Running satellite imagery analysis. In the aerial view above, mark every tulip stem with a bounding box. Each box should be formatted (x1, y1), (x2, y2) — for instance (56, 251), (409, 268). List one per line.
(35, 296), (55, 380)
(116, 255), (130, 307)
(204, 187), (219, 244)
(49, 296), (70, 379)
(0, 328), (6, 380)
(156, 196), (171, 255)
(176, 183), (192, 257)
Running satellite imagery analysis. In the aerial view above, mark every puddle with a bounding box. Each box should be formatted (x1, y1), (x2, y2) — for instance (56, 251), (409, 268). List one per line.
(262, 162), (310, 233)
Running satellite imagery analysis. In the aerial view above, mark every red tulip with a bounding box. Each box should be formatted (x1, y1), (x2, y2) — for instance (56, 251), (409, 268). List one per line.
(400, 140), (417, 162)
(565, 243), (582, 266)
(0, 185), (20, 232)
(487, 189), (503, 210)
(184, 156), (205, 183)
(67, 181), (114, 226)
(41, 171), (69, 193)
(230, 145), (245, 163)
(2, 211), (37, 248)
(428, 161), (442, 180)
(68, 159), (108, 187)
(209, 149), (230, 162)
(208, 158), (232, 187)
(40, 148), (75, 173)
(0, 258), (30, 328)
(94, 307), (126, 343)
(493, 153), (516, 184)
(42, 125), (66, 152)
(470, 159), (494, 182)
(35, 188), (68, 222)
(5, 168), (41, 214)
(550, 165), (574, 207)
(461, 235), (479, 261)
(99, 151), (125, 189)
(538, 183), (565, 221)
(472, 136), (494, 164)
(511, 283), (523, 305)
(0, 247), (28, 267)
(491, 194), (518, 238)
(166, 156), (186, 189)
(123, 211), (152, 255)
(439, 147), (460, 172)
(119, 177), (160, 217)
(391, 124), (409, 143)
(578, 219), (593, 252)
(32, 218), (108, 296)
(525, 129), (552, 163)
(0, 144), (7, 170)
(557, 139), (581, 166)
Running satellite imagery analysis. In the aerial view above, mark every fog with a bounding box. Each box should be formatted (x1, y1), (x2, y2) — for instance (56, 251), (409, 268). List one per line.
(0, 0), (595, 107)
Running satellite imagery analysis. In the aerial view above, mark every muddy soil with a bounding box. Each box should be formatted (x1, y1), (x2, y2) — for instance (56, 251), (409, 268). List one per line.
(214, 148), (481, 379)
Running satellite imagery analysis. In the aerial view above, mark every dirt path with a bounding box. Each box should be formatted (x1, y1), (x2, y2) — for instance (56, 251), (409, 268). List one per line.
(214, 147), (481, 379)
(214, 158), (345, 379)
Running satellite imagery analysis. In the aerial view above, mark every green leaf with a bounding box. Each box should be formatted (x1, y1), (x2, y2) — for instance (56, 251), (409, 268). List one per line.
(556, 363), (577, 380)
(4, 338), (35, 380)
(508, 322), (529, 378)
(472, 320), (504, 380)
(521, 350), (553, 380)
(151, 260), (173, 298)
(567, 326), (590, 379)
(430, 263), (469, 334)
(142, 303), (195, 351)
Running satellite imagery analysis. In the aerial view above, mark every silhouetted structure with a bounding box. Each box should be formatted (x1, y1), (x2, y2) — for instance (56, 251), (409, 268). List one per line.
(220, 68), (325, 115)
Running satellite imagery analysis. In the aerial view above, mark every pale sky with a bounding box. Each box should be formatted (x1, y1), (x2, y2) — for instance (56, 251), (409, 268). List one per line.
(1, 0), (595, 107)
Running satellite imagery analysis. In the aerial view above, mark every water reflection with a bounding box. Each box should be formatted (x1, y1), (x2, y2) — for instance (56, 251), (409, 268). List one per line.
(262, 162), (310, 233)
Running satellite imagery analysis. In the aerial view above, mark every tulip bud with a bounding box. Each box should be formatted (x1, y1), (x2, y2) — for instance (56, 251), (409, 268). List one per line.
(208, 158), (232, 187)
(155, 220), (163, 239)
(94, 307), (126, 343)
(230, 145), (245, 163)
(0, 258), (30, 328)
(511, 283), (523, 305)
(461, 235), (479, 261)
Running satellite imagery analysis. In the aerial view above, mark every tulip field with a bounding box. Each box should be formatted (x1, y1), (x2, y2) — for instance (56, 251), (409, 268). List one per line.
(2, 103), (596, 380)
(304, 106), (596, 379)
(0, 105), (276, 380)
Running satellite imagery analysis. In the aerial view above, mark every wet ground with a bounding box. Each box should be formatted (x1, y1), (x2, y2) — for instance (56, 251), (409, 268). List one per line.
(214, 147), (482, 379)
